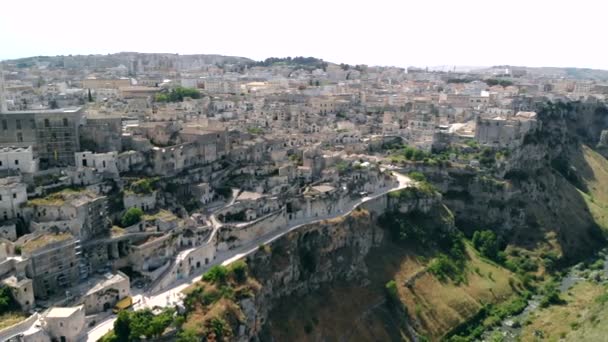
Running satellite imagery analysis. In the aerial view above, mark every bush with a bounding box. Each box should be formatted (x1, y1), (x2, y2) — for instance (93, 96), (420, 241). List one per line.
(229, 260), (248, 283)
(155, 87), (201, 102)
(428, 254), (464, 282)
(0, 285), (18, 314)
(539, 283), (564, 308)
(121, 207), (144, 227)
(205, 317), (231, 339)
(472, 230), (500, 261)
(130, 178), (156, 194)
(408, 171), (427, 182)
(385, 280), (398, 303)
(202, 265), (228, 284)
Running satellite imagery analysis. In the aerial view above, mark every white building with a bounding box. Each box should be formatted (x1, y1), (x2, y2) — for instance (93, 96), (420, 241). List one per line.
(42, 305), (86, 342)
(0, 146), (39, 174)
(75, 151), (119, 176)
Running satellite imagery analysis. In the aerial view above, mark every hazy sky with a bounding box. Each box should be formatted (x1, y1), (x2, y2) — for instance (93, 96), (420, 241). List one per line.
(1, 0), (606, 69)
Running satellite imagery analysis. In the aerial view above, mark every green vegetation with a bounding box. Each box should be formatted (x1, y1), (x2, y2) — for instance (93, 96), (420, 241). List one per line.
(484, 79), (513, 87)
(102, 308), (176, 341)
(539, 281), (564, 308)
(447, 78), (474, 84)
(335, 161), (351, 173)
(379, 207), (466, 283)
(388, 182), (436, 201)
(121, 207), (144, 227)
(448, 294), (530, 341)
(155, 87), (201, 102)
(247, 127), (264, 135)
(407, 171), (426, 182)
(472, 230), (501, 261)
(249, 56), (328, 71)
(385, 280), (399, 304)
(202, 265), (228, 284)
(0, 286), (18, 315)
(128, 178), (157, 194)
(428, 254), (466, 283)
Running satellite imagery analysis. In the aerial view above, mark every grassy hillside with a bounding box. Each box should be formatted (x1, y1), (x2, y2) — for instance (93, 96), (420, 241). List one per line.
(520, 281), (605, 341)
(576, 145), (608, 231)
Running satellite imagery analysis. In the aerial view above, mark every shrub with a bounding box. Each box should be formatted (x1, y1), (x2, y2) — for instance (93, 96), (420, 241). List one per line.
(472, 230), (500, 261)
(385, 280), (398, 303)
(202, 265), (228, 284)
(428, 254), (463, 282)
(121, 207), (144, 227)
(229, 260), (248, 283)
(0, 285), (18, 314)
(408, 171), (427, 182)
(539, 283), (564, 308)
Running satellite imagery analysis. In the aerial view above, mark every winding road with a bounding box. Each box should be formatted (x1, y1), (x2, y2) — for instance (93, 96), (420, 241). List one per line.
(85, 171), (412, 341)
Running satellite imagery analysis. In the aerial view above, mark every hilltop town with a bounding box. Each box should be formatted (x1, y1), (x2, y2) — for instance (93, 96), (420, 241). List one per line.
(0, 53), (607, 341)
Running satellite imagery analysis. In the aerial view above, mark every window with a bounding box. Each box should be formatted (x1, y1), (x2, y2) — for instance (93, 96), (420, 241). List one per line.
(0, 195), (2, 201)
(14, 160), (18, 165)
(44, 119), (50, 127)
(30, 119), (36, 129)
(17, 133), (23, 142)
(63, 118), (69, 127)
(16, 120), (21, 130)
(12, 194), (16, 199)
(1, 120), (6, 130)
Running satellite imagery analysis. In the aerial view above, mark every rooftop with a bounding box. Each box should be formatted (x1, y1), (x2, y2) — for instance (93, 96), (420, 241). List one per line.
(84, 273), (128, 296)
(27, 188), (96, 207)
(0, 107), (82, 115)
(20, 233), (73, 254)
(46, 306), (82, 318)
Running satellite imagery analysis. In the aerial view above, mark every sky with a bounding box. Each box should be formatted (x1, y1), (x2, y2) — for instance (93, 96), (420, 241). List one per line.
(1, 0), (606, 69)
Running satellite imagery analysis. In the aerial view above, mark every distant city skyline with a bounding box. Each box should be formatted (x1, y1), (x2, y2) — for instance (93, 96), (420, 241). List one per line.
(1, 0), (607, 70)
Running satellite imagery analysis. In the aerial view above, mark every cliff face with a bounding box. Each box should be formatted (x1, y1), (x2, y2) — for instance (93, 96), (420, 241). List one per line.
(241, 210), (383, 339)
(433, 101), (608, 261)
(181, 101), (608, 341)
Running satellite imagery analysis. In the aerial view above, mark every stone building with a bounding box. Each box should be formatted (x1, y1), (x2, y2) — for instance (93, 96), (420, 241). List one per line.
(19, 233), (83, 299)
(81, 272), (130, 314)
(28, 190), (109, 241)
(43, 305), (86, 342)
(0, 107), (83, 169)
(0, 176), (27, 221)
(475, 111), (538, 148)
(0, 146), (39, 174)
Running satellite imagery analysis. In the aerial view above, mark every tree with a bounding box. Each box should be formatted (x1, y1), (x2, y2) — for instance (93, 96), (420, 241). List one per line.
(114, 311), (131, 342)
(129, 309), (155, 339)
(202, 265), (228, 283)
(472, 230), (500, 260)
(177, 328), (199, 342)
(149, 308), (175, 338)
(0, 286), (17, 314)
(121, 207), (144, 227)
(88, 89), (93, 102)
(229, 260), (247, 283)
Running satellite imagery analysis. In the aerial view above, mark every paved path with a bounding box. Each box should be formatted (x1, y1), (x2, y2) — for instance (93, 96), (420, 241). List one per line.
(84, 171), (411, 341)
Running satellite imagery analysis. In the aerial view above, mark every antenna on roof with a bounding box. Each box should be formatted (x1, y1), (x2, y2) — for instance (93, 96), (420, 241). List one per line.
(0, 63), (7, 113)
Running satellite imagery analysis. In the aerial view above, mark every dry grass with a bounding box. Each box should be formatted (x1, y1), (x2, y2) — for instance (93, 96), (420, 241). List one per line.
(267, 240), (519, 342)
(579, 145), (608, 231)
(521, 281), (604, 342)
(0, 312), (28, 330)
(181, 271), (260, 338)
(395, 244), (518, 340)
